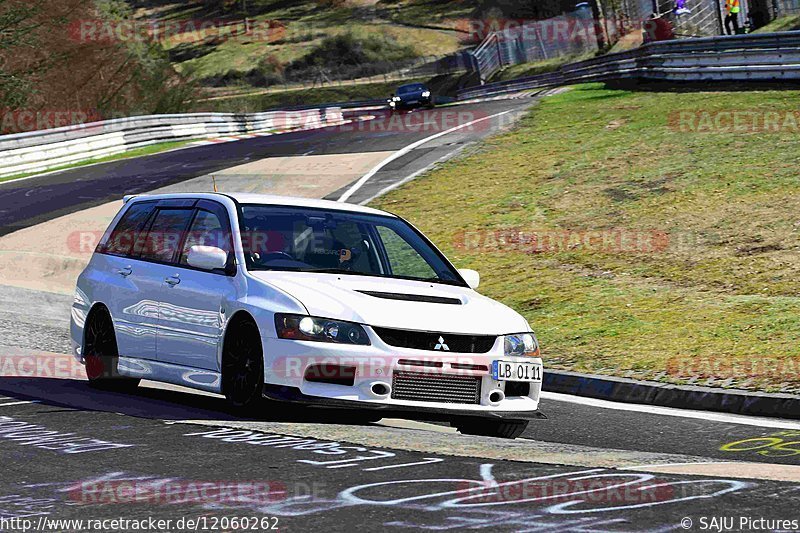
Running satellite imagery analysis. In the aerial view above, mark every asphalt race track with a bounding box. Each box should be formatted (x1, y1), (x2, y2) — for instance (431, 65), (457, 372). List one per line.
(0, 99), (527, 235)
(0, 389), (797, 533)
(0, 95), (798, 532)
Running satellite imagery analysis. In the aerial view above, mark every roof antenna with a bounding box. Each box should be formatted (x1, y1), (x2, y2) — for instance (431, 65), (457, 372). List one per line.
(212, 175), (218, 192)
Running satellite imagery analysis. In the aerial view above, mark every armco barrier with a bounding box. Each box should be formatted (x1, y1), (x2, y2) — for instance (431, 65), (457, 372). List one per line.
(0, 107), (348, 179)
(458, 30), (800, 100)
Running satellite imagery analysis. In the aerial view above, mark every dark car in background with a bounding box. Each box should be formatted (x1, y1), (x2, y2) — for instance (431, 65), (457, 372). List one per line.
(388, 83), (434, 111)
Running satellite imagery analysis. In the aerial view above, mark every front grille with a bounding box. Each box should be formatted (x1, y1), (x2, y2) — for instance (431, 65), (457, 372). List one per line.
(451, 362), (489, 372)
(398, 359), (443, 368)
(391, 371), (482, 404)
(373, 326), (496, 353)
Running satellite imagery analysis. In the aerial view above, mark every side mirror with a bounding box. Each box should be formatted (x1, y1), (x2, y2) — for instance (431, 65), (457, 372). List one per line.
(187, 245), (228, 271)
(458, 268), (480, 289)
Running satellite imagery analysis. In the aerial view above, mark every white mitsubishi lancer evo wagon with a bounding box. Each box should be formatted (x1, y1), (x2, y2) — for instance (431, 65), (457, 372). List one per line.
(70, 193), (544, 438)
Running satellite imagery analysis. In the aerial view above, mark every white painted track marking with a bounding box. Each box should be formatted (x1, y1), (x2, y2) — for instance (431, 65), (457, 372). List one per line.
(0, 400), (40, 407)
(542, 391), (800, 429)
(357, 142), (472, 206)
(336, 109), (514, 203)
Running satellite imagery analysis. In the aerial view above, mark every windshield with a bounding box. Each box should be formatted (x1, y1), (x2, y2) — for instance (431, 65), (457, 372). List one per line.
(397, 84), (426, 95)
(239, 205), (464, 286)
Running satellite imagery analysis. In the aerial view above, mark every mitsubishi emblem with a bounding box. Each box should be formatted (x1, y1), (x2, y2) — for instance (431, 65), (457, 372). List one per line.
(434, 336), (450, 351)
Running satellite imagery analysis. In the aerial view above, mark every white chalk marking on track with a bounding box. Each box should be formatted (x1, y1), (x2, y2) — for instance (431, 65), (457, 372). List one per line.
(541, 391), (800, 429)
(336, 109), (514, 203)
(0, 401), (40, 407)
(479, 464), (498, 489)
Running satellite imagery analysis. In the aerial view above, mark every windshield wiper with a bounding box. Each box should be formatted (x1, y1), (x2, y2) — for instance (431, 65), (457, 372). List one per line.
(304, 268), (361, 275)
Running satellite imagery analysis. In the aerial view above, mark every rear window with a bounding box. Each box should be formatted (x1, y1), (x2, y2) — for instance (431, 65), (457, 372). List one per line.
(100, 201), (155, 257)
(397, 84), (426, 94)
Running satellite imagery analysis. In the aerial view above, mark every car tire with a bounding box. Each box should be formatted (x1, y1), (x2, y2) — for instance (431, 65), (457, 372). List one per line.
(83, 307), (140, 392)
(454, 419), (529, 439)
(221, 317), (265, 414)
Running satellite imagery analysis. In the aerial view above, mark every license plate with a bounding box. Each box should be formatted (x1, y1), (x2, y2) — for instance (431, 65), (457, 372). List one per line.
(407, 100), (419, 105)
(492, 360), (542, 382)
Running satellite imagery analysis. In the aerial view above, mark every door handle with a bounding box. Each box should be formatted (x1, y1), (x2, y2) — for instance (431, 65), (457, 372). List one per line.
(165, 274), (181, 286)
(117, 266), (132, 277)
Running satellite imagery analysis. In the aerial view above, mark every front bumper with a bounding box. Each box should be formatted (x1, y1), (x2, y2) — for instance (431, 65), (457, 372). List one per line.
(262, 333), (544, 419)
(389, 97), (432, 110)
(263, 384), (547, 422)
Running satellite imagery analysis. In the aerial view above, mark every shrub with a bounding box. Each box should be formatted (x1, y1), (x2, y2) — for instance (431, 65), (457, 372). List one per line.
(285, 31), (418, 81)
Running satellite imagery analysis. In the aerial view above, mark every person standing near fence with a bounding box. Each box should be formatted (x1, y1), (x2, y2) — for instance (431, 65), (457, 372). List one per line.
(724, 0), (741, 35)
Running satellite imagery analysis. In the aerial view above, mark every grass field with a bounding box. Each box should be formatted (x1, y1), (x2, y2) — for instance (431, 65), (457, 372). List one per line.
(753, 14), (800, 33)
(134, 0), (467, 85)
(372, 83), (800, 393)
(491, 53), (595, 82)
(194, 78), (425, 112)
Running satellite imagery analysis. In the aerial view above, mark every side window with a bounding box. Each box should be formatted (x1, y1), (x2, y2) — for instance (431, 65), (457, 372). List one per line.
(101, 202), (155, 257)
(179, 209), (230, 266)
(330, 221), (381, 273)
(376, 226), (436, 279)
(138, 208), (194, 264)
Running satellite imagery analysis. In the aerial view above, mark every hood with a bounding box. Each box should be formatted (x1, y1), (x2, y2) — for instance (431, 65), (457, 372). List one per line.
(399, 91), (426, 100)
(250, 271), (529, 335)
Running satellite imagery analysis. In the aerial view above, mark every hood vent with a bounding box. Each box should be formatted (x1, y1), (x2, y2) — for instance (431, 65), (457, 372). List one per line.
(357, 290), (462, 305)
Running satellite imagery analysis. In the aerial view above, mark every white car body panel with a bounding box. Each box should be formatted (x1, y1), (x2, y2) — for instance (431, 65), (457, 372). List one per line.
(70, 193), (544, 419)
(251, 271), (530, 335)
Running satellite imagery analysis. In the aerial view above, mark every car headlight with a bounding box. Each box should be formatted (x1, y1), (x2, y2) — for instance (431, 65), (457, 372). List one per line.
(503, 332), (539, 357)
(275, 314), (370, 345)
(421, 90), (431, 98)
(391, 96), (401, 101)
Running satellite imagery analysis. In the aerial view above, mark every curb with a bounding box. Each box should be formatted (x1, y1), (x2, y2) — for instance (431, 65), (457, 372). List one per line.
(543, 370), (800, 420)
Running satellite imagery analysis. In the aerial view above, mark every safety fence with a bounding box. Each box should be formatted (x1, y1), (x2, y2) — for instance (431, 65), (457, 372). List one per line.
(458, 30), (800, 100)
(467, 9), (601, 83)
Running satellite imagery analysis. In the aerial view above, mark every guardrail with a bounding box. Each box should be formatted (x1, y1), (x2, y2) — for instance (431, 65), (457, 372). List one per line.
(458, 31), (800, 100)
(0, 107), (349, 179)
